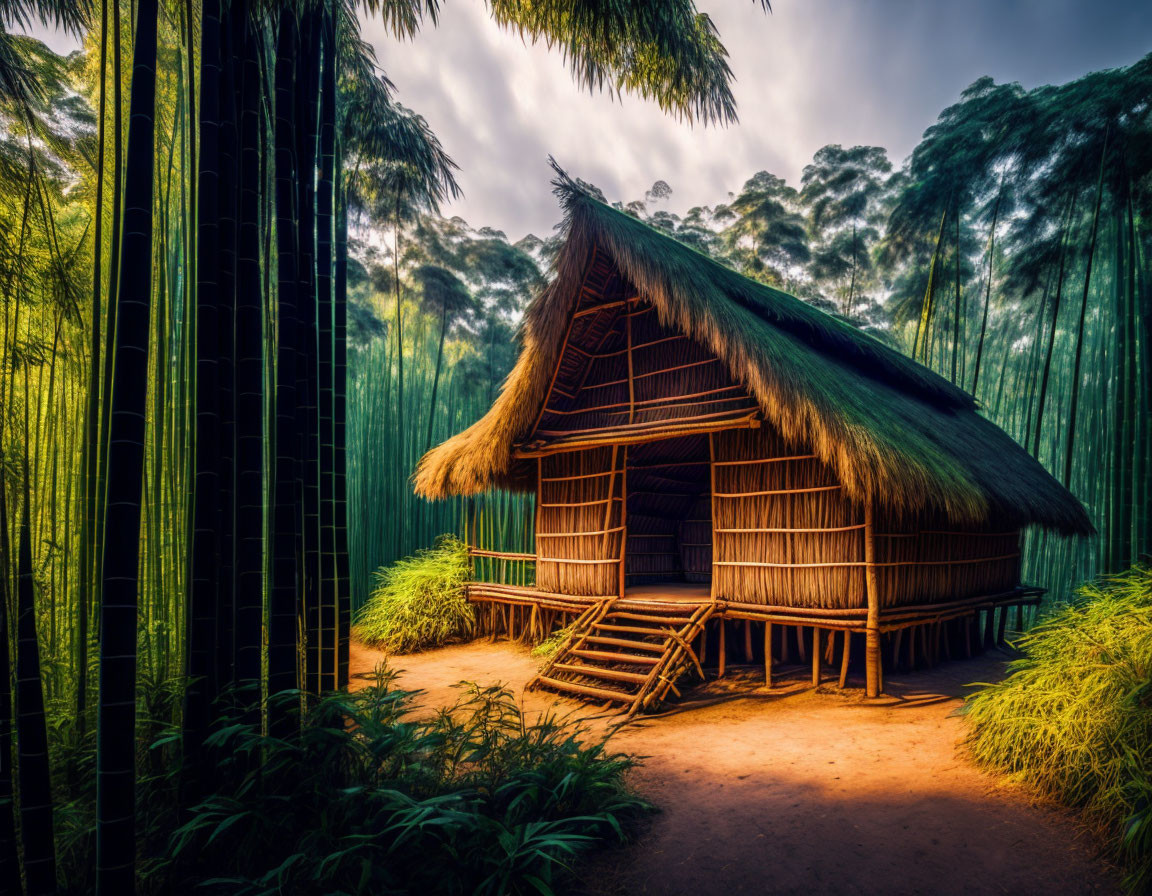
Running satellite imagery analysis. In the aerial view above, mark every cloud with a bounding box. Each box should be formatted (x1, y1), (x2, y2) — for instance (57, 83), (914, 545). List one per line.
(363, 0), (1150, 241)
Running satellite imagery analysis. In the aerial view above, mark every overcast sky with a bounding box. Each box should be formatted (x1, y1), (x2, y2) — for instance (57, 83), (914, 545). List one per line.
(360, 0), (1151, 240)
(27, 0), (1151, 241)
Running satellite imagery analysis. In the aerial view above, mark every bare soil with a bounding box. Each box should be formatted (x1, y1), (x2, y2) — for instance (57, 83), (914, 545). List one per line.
(349, 638), (1120, 896)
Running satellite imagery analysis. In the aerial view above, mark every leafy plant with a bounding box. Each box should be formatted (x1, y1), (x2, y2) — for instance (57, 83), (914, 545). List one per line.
(156, 669), (650, 895)
(354, 535), (475, 652)
(962, 563), (1152, 892)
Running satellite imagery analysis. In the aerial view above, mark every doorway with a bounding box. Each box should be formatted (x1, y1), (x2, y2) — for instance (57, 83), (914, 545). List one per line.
(624, 435), (712, 599)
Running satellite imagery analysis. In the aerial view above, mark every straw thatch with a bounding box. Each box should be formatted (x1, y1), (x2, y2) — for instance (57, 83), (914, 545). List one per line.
(414, 170), (1092, 536)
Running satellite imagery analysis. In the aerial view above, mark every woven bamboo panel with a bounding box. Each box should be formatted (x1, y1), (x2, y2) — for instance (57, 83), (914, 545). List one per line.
(872, 512), (1022, 607)
(536, 447), (624, 596)
(712, 427), (866, 608)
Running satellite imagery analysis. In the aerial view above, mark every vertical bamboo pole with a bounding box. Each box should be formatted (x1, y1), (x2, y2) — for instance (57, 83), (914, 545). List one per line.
(718, 620), (726, 678)
(619, 447), (628, 598)
(763, 621), (773, 687)
(534, 458), (541, 569)
(864, 502), (882, 697)
(626, 302), (635, 424)
(811, 627), (821, 685)
(709, 433), (718, 601)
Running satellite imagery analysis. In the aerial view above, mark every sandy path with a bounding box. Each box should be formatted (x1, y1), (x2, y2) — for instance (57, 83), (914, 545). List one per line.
(350, 639), (1119, 895)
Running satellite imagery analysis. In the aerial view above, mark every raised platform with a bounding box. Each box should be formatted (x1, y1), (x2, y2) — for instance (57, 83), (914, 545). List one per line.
(465, 579), (1043, 631)
(467, 580), (1047, 706)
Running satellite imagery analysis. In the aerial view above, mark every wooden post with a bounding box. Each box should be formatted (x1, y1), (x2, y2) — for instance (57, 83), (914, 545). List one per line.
(764, 621), (773, 687)
(864, 502), (882, 698)
(718, 620), (726, 678)
(811, 627), (821, 686)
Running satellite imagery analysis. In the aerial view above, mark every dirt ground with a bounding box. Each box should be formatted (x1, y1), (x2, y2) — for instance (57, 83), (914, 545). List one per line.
(349, 638), (1120, 896)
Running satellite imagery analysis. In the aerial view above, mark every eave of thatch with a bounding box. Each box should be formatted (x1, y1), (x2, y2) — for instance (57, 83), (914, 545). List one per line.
(413, 173), (1093, 536)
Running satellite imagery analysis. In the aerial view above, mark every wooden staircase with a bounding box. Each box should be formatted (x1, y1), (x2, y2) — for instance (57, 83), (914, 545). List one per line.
(528, 599), (715, 721)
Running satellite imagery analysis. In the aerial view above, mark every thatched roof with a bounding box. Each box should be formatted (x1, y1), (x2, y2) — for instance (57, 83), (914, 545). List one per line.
(413, 173), (1092, 536)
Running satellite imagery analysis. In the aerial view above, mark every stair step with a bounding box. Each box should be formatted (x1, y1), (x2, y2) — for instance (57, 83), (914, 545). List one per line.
(569, 648), (660, 665)
(584, 635), (667, 652)
(595, 622), (668, 636)
(611, 611), (695, 625)
(553, 663), (649, 685)
(536, 675), (634, 704)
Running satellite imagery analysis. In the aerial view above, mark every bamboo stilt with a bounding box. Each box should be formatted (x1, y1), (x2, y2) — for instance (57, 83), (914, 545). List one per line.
(811, 627), (821, 685)
(838, 630), (851, 688)
(718, 620), (726, 677)
(764, 622), (773, 687)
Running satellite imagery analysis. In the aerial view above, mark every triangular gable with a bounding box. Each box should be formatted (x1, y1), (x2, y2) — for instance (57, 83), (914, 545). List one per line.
(517, 249), (760, 457)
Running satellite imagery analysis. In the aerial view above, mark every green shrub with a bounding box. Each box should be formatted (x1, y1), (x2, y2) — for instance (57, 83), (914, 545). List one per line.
(158, 669), (650, 895)
(962, 563), (1152, 892)
(355, 534), (474, 652)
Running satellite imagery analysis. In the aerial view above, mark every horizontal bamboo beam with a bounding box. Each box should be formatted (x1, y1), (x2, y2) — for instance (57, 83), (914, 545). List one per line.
(714, 553), (1020, 569)
(583, 356), (721, 390)
(538, 496), (623, 507)
(712, 454), (818, 467)
(715, 524), (866, 534)
(535, 525), (626, 538)
(571, 295), (643, 318)
(542, 385), (748, 417)
(593, 333), (689, 358)
(534, 406), (759, 437)
(537, 556), (623, 565)
(714, 484), (842, 498)
(514, 414), (761, 457)
(548, 394), (755, 420)
(539, 469), (615, 483)
(468, 549), (535, 561)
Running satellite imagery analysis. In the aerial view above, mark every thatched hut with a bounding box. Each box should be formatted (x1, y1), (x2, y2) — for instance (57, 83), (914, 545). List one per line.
(414, 173), (1092, 712)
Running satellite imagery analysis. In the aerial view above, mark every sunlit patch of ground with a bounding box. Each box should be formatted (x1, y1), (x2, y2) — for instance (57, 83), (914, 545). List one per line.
(350, 639), (1120, 895)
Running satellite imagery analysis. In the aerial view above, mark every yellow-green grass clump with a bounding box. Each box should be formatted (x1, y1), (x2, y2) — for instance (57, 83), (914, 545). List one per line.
(963, 563), (1152, 891)
(531, 624), (574, 664)
(355, 535), (474, 652)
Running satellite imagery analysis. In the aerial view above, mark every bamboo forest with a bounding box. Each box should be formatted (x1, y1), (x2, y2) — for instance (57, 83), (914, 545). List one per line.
(0, 0), (1150, 893)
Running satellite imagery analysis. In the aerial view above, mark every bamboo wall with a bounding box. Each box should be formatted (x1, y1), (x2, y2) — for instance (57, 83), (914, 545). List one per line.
(711, 427), (866, 607)
(535, 448), (624, 596)
(873, 512), (1022, 607)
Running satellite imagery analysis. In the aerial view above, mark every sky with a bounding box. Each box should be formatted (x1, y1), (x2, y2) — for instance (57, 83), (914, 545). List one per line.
(26, 0), (1152, 241)
(359, 0), (1152, 241)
